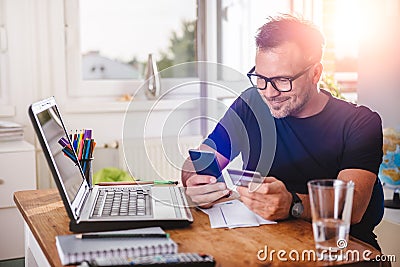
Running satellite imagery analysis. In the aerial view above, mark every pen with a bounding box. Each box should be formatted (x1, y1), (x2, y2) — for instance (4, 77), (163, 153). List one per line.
(76, 233), (170, 239)
(154, 180), (179, 185)
(81, 139), (90, 173)
(62, 147), (77, 162)
(58, 137), (69, 147)
(84, 129), (92, 140)
(73, 139), (78, 152)
(95, 180), (179, 186)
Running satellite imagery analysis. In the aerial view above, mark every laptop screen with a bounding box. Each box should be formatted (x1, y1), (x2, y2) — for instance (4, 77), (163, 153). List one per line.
(34, 102), (84, 202)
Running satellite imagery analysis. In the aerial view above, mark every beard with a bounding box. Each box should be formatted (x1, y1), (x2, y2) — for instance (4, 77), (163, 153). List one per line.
(262, 90), (312, 119)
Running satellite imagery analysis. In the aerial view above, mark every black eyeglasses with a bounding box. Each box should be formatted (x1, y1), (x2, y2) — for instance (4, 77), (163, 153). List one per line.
(247, 64), (314, 92)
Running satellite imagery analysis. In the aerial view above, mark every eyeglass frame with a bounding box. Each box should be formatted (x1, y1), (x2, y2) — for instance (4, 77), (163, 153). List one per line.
(246, 64), (315, 92)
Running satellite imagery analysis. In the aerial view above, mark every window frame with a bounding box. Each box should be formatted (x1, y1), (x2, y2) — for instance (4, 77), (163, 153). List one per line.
(64, 0), (203, 99)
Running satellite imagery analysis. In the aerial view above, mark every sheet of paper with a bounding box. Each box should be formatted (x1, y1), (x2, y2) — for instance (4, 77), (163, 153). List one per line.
(199, 200), (276, 228)
(254, 213), (276, 225)
(204, 206), (228, 228)
(219, 201), (260, 228)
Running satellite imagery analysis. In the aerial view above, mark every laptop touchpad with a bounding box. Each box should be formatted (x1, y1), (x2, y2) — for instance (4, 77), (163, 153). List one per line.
(152, 187), (172, 200)
(153, 200), (176, 218)
(152, 187), (176, 218)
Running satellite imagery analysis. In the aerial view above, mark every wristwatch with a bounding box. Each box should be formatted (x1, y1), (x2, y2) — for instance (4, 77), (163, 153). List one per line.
(289, 191), (304, 218)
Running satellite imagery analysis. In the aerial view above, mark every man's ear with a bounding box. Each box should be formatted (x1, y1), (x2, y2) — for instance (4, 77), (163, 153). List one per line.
(312, 62), (323, 84)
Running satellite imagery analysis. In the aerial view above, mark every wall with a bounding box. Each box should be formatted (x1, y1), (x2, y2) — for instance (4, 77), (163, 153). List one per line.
(357, 0), (400, 128)
(1, 0), (36, 142)
(357, 1), (400, 262)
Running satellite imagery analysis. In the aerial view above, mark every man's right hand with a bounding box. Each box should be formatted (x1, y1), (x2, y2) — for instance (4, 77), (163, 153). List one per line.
(185, 174), (230, 208)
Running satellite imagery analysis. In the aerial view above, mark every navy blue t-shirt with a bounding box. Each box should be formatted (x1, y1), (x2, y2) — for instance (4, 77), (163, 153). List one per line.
(204, 87), (384, 249)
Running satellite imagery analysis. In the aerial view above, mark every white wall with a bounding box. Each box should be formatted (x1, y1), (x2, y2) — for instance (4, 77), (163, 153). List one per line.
(1, 0), (36, 143)
(357, 0), (400, 128)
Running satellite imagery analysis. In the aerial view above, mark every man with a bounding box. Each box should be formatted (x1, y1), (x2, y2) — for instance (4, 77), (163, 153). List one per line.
(181, 14), (384, 250)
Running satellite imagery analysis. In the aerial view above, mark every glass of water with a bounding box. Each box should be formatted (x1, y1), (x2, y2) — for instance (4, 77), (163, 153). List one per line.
(308, 179), (354, 261)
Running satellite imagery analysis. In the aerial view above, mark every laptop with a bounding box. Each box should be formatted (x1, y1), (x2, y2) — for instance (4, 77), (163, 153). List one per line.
(29, 97), (193, 233)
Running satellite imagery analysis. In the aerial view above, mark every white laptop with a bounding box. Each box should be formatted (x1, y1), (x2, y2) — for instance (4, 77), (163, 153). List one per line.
(29, 97), (193, 232)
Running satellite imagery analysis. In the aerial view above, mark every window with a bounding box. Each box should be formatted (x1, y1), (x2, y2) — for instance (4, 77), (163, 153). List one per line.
(65, 0), (197, 98)
(323, 0), (360, 102)
(217, 0), (294, 74)
(65, 0), (323, 101)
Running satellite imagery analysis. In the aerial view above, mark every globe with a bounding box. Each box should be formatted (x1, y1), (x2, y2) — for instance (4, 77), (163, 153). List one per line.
(379, 127), (400, 208)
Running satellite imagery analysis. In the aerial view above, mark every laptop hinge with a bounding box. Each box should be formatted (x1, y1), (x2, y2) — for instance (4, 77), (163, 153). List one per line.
(74, 184), (91, 219)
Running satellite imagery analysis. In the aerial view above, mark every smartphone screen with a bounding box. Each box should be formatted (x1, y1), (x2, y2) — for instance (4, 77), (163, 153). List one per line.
(188, 149), (224, 182)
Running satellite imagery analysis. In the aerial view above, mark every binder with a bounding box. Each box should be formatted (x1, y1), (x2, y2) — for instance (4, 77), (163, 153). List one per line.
(55, 227), (177, 265)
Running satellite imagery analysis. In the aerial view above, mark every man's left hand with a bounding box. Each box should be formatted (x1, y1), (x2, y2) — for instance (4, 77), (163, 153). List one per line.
(236, 176), (292, 221)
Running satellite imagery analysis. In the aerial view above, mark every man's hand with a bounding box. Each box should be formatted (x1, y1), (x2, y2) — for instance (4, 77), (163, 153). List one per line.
(237, 176), (292, 221)
(185, 175), (230, 208)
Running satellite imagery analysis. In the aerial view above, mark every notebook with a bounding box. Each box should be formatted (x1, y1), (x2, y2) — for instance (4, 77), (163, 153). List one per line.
(56, 227), (177, 265)
(29, 97), (193, 232)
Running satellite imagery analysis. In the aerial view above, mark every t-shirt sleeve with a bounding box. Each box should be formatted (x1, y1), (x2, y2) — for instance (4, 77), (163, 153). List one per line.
(203, 96), (248, 161)
(340, 107), (383, 174)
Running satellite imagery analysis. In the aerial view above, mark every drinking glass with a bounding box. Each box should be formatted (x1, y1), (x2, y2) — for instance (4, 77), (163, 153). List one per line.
(308, 179), (354, 261)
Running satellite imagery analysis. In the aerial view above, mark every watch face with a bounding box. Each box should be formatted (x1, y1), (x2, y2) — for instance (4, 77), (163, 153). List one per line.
(292, 203), (304, 217)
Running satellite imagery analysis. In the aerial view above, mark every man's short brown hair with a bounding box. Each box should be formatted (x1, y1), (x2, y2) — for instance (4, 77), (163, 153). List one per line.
(256, 14), (325, 63)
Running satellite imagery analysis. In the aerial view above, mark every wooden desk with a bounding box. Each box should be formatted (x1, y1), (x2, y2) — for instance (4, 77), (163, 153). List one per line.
(14, 189), (382, 267)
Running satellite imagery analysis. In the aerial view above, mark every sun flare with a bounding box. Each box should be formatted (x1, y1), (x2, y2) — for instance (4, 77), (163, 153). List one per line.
(333, 0), (361, 59)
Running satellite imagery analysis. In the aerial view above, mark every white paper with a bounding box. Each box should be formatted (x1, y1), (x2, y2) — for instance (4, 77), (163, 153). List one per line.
(254, 213), (276, 225)
(199, 200), (276, 228)
(220, 201), (260, 228)
(0, 121), (23, 128)
(201, 206), (228, 228)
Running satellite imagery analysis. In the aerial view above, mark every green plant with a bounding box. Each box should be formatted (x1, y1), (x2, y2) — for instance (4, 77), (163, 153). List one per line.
(93, 167), (134, 184)
(320, 73), (346, 100)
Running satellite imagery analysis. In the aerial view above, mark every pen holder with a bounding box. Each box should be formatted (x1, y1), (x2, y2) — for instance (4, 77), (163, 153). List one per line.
(80, 158), (94, 187)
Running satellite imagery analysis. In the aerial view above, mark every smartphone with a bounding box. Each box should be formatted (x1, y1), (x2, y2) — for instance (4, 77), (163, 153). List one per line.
(188, 149), (224, 183)
(227, 169), (263, 191)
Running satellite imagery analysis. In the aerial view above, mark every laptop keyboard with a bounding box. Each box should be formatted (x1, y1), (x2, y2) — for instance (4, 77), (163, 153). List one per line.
(91, 187), (152, 218)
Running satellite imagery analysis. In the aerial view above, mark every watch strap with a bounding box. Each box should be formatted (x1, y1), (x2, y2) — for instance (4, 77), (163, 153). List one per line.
(289, 191), (303, 218)
(290, 191), (301, 204)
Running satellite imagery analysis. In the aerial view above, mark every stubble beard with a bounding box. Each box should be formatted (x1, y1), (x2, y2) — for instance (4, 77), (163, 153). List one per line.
(266, 90), (312, 119)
